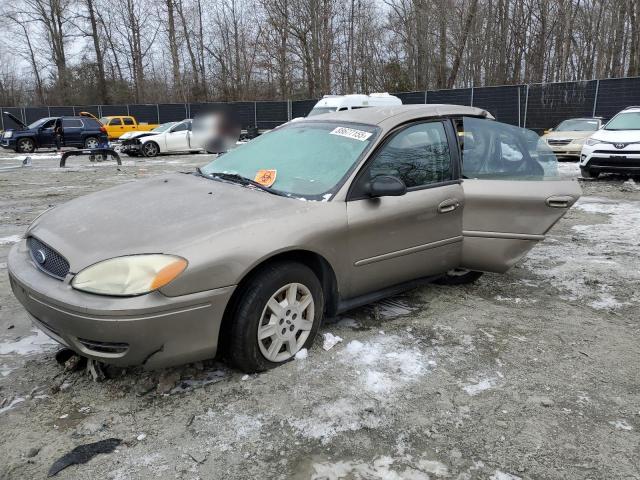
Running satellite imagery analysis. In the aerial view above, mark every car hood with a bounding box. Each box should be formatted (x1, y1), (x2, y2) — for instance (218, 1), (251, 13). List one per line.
(542, 131), (592, 141)
(27, 173), (328, 273)
(590, 130), (640, 143)
(3, 111), (27, 129)
(121, 131), (155, 140)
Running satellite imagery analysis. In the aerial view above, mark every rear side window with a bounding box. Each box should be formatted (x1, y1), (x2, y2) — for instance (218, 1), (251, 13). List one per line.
(366, 121), (453, 189)
(123, 117), (135, 126)
(62, 119), (83, 128)
(461, 117), (557, 179)
(110, 118), (122, 126)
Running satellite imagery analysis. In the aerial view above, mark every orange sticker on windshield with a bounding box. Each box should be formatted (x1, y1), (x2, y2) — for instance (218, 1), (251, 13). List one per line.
(255, 169), (277, 187)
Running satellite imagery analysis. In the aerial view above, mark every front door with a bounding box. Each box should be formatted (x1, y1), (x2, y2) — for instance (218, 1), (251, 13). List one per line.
(165, 121), (190, 152)
(36, 119), (56, 147)
(345, 120), (464, 298)
(458, 116), (581, 272)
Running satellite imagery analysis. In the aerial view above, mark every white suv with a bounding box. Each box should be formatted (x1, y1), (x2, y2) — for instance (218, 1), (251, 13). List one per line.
(580, 106), (640, 178)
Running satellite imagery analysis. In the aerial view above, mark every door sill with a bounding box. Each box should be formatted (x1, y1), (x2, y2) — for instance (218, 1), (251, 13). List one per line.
(335, 274), (441, 315)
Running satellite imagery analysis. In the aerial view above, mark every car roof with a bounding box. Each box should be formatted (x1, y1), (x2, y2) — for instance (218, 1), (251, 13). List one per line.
(304, 104), (494, 129)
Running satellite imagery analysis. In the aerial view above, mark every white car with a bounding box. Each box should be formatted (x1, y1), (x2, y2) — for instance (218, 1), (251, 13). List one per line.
(580, 106), (640, 178)
(120, 119), (203, 157)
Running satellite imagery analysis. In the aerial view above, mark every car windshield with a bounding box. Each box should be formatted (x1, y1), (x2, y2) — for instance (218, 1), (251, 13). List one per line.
(99, 117), (110, 125)
(201, 121), (379, 199)
(307, 107), (337, 117)
(604, 112), (640, 130)
(28, 118), (54, 129)
(152, 123), (176, 133)
(555, 119), (599, 131)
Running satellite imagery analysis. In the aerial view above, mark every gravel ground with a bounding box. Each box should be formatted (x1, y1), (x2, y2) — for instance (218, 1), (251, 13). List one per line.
(0, 150), (639, 480)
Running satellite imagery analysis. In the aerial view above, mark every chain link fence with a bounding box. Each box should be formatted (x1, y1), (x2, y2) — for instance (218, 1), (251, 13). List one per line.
(2, 76), (639, 134)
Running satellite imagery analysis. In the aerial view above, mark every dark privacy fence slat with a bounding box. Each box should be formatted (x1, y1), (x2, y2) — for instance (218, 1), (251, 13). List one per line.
(525, 80), (597, 133)
(427, 88), (473, 106)
(471, 85), (525, 127)
(2, 76), (640, 132)
(594, 77), (640, 119)
(395, 91), (425, 104)
(291, 100), (318, 118)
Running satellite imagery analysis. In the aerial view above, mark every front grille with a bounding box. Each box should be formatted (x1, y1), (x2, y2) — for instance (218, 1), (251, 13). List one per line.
(547, 139), (572, 146)
(27, 237), (70, 280)
(77, 338), (129, 354)
(593, 149), (640, 155)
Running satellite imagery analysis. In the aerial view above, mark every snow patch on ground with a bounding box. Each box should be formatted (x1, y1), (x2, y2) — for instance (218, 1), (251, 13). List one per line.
(0, 329), (58, 356)
(312, 455), (448, 480)
(609, 419), (633, 431)
(463, 376), (500, 396)
(524, 196), (640, 309)
(0, 397), (26, 415)
(0, 234), (22, 245)
(490, 471), (522, 480)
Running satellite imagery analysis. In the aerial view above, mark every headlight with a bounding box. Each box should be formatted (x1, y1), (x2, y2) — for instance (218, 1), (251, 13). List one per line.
(584, 138), (599, 146)
(72, 254), (187, 296)
(4, 131), (13, 138)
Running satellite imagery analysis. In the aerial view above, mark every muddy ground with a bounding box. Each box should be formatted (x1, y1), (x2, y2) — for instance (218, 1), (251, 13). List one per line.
(0, 151), (639, 480)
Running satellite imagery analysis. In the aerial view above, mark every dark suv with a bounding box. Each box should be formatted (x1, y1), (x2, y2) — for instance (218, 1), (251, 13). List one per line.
(1, 112), (109, 153)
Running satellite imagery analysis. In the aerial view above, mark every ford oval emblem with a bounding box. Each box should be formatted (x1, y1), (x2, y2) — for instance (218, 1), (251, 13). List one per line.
(614, 143), (626, 149)
(35, 249), (46, 265)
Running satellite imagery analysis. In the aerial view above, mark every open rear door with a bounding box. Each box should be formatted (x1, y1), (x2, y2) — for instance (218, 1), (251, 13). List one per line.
(458, 116), (581, 273)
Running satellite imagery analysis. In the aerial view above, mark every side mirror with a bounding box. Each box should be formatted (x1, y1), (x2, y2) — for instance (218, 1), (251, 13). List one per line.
(366, 175), (407, 198)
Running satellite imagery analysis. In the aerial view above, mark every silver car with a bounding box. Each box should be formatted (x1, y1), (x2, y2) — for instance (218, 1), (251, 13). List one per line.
(8, 105), (581, 372)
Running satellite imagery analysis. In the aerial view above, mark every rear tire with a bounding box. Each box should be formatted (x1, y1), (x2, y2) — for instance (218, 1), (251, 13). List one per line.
(227, 262), (324, 373)
(580, 167), (599, 179)
(17, 138), (36, 154)
(435, 269), (483, 285)
(84, 136), (100, 149)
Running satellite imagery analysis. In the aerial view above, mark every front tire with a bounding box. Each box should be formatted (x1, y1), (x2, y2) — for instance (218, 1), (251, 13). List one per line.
(435, 269), (483, 285)
(227, 262), (324, 373)
(17, 138), (36, 153)
(142, 142), (159, 157)
(580, 167), (599, 179)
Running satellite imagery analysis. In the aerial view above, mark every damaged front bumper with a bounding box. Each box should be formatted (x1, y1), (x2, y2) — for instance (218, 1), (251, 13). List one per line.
(7, 240), (235, 369)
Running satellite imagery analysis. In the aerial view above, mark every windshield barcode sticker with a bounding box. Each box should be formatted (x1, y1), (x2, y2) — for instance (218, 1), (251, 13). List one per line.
(329, 127), (372, 141)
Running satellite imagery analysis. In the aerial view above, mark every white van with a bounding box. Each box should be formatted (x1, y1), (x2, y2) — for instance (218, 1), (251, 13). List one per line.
(307, 93), (402, 116)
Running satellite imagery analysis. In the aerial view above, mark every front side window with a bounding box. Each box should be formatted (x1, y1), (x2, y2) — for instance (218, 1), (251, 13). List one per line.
(604, 112), (640, 131)
(366, 121), (453, 188)
(461, 117), (558, 179)
(201, 121), (378, 199)
(110, 118), (122, 126)
(28, 118), (54, 129)
(171, 122), (188, 133)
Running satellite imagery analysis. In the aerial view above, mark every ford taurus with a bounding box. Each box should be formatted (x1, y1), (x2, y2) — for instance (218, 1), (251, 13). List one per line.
(7, 105), (581, 372)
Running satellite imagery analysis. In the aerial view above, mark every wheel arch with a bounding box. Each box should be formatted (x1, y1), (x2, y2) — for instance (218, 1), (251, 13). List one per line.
(217, 249), (340, 357)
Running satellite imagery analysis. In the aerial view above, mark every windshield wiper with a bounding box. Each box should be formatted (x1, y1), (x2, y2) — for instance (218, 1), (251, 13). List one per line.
(198, 170), (286, 197)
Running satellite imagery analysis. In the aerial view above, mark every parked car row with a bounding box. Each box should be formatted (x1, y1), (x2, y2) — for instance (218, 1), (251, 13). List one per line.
(541, 106), (640, 178)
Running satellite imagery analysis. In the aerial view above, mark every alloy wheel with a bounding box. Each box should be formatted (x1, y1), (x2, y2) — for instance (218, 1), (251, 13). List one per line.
(257, 282), (314, 362)
(143, 142), (159, 157)
(18, 139), (35, 153)
(85, 137), (99, 149)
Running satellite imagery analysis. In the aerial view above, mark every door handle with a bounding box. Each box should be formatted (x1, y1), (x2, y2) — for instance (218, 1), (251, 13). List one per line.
(545, 195), (574, 208)
(438, 199), (460, 213)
